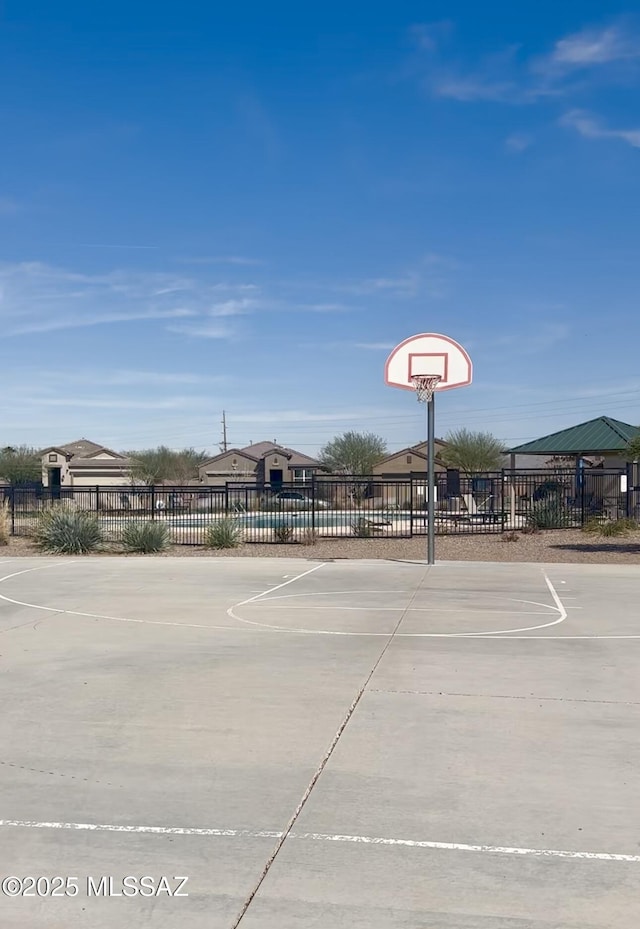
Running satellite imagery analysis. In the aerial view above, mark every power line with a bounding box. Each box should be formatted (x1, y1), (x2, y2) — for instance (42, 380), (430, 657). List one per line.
(96, 386), (639, 447)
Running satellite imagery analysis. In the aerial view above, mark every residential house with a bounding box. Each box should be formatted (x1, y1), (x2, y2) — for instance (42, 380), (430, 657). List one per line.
(198, 441), (325, 489)
(372, 440), (448, 479)
(41, 439), (133, 490)
(366, 440), (448, 508)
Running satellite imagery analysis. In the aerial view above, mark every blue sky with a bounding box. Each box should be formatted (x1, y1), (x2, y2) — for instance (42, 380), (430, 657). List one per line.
(1, 1), (639, 456)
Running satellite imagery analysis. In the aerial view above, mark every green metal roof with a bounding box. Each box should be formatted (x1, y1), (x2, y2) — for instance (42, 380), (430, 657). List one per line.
(509, 416), (640, 456)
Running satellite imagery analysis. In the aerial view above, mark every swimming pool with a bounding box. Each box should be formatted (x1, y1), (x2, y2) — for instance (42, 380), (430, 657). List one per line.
(169, 511), (396, 529)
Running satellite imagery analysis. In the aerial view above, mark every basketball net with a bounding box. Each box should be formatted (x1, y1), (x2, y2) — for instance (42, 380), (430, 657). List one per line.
(410, 374), (441, 403)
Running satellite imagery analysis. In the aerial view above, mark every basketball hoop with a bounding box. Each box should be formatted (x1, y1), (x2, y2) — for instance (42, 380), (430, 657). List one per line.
(411, 374), (441, 403)
(386, 333), (471, 566)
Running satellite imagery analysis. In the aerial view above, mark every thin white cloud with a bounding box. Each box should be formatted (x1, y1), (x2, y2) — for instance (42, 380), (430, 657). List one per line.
(210, 282), (260, 292)
(337, 254), (455, 301)
(0, 197), (21, 215)
(505, 133), (533, 152)
(560, 109), (640, 147)
(166, 321), (235, 339)
(178, 255), (266, 266)
(302, 303), (352, 313)
(236, 93), (281, 160)
(30, 368), (228, 388)
(10, 308), (196, 336)
(23, 396), (196, 410)
(434, 76), (519, 103)
(549, 24), (640, 68)
(209, 298), (256, 317)
(341, 274), (421, 297)
(230, 408), (394, 423)
(0, 261), (257, 337)
(77, 244), (159, 249)
(417, 20), (640, 105)
(493, 322), (570, 354)
(356, 342), (395, 350)
(409, 21), (454, 52)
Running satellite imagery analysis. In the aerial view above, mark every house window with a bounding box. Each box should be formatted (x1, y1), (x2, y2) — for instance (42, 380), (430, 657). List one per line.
(406, 455), (412, 464)
(293, 468), (312, 484)
(48, 454), (57, 462)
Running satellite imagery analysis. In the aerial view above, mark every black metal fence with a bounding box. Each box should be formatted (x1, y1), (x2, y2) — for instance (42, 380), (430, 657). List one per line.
(4, 467), (639, 545)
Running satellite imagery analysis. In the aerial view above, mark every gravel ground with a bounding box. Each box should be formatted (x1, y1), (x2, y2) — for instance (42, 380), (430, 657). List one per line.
(3, 530), (640, 563)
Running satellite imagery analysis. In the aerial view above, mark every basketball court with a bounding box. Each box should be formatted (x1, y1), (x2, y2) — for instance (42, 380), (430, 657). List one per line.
(1, 555), (639, 928)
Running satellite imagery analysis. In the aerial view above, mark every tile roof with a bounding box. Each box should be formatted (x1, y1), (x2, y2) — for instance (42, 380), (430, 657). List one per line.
(239, 441), (321, 467)
(59, 438), (105, 458)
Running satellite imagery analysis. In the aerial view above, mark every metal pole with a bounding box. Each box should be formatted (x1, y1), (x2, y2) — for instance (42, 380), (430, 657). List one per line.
(509, 452), (516, 528)
(427, 393), (435, 565)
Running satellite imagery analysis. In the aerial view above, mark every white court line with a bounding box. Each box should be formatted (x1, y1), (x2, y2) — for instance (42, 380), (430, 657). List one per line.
(461, 635), (640, 640)
(256, 607), (552, 614)
(0, 819), (280, 838)
(1, 819), (638, 862)
(226, 562), (325, 625)
(3, 562), (635, 640)
(0, 561), (327, 635)
(227, 573), (567, 638)
(253, 589), (555, 614)
(0, 562), (269, 634)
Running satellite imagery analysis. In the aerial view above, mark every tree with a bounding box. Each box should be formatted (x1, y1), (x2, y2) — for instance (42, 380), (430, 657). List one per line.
(0, 445), (42, 485)
(440, 429), (505, 474)
(319, 431), (387, 475)
(625, 435), (640, 461)
(170, 448), (210, 484)
(125, 447), (209, 485)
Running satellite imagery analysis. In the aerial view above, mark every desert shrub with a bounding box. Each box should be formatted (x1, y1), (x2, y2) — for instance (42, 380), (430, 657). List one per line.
(583, 518), (637, 538)
(121, 520), (171, 553)
(300, 529), (318, 546)
(502, 531), (519, 543)
(351, 518), (373, 538)
(273, 524), (295, 543)
(204, 518), (244, 549)
(0, 498), (10, 545)
(34, 506), (103, 554)
(520, 522), (539, 534)
(526, 497), (573, 530)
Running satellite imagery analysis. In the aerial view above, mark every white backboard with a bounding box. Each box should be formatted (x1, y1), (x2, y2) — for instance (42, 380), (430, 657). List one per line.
(385, 333), (472, 392)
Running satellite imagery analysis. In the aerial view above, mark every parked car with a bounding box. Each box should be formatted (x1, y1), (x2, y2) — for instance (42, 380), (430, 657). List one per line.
(273, 491), (329, 509)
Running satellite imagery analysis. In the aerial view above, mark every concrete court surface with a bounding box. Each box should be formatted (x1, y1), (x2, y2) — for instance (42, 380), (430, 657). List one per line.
(0, 555), (638, 929)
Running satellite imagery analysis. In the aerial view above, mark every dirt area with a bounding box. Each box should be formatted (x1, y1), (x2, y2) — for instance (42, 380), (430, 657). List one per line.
(3, 529), (640, 563)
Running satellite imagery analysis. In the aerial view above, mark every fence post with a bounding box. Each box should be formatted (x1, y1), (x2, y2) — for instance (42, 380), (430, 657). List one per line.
(96, 485), (100, 513)
(409, 477), (414, 537)
(151, 484), (156, 520)
(509, 454), (516, 529)
(311, 476), (316, 533)
(10, 487), (15, 535)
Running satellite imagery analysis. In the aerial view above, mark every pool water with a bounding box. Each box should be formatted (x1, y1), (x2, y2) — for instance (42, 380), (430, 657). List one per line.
(169, 511), (397, 529)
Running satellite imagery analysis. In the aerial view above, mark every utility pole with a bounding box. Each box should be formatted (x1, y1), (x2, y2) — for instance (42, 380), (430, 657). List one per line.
(221, 411), (228, 452)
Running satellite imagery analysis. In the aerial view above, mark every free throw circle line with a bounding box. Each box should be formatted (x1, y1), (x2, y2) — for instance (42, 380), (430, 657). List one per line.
(251, 589), (556, 615)
(227, 575), (567, 637)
